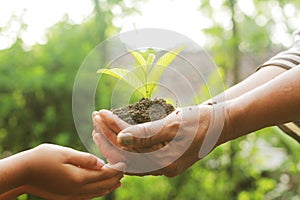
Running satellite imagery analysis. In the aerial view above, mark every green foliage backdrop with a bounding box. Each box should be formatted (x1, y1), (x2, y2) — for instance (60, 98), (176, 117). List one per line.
(0, 0), (299, 199)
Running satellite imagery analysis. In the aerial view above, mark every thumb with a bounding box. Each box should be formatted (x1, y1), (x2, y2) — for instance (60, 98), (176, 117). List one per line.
(68, 150), (105, 170)
(117, 117), (179, 148)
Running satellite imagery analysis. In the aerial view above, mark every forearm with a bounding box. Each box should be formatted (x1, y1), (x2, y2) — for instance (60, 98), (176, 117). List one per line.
(204, 66), (287, 104)
(220, 66), (300, 144)
(0, 151), (29, 193)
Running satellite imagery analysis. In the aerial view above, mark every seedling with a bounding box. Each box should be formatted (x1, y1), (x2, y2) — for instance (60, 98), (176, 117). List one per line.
(97, 47), (184, 125)
(97, 46), (184, 99)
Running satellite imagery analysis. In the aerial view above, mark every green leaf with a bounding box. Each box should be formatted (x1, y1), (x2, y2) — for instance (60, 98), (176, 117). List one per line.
(147, 46), (185, 97)
(129, 50), (147, 72)
(146, 53), (156, 72)
(129, 51), (149, 84)
(97, 68), (146, 96)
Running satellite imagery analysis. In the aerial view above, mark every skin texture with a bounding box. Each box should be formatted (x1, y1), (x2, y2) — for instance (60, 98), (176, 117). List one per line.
(93, 106), (212, 177)
(0, 144), (125, 200)
(93, 65), (300, 177)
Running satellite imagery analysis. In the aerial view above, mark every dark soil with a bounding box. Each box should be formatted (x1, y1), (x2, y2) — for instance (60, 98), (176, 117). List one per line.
(112, 97), (175, 124)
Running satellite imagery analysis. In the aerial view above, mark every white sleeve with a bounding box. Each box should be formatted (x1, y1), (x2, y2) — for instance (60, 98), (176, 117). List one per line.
(257, 30), (300, 70)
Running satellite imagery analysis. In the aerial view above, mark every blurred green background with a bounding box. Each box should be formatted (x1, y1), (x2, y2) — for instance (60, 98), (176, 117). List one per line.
(0, 0), (299, 199)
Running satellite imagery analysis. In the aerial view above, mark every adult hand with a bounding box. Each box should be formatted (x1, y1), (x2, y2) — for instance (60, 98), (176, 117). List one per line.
(0, 187), (25, 200)
(3, 144), (125, 200)
(93, 105), (224, 177)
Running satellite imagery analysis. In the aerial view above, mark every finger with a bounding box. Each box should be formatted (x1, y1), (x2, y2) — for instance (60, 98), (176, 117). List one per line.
(83, 182), (121, 199)
(157, 140), (200, 178)
(81, 177), (122, 196)
(0, 187), (25, 200)
(92, 111), (99, 118)
(92, 111), (101, 134)
(117, 116), (180, 148)
(66, 150), (105, 170)
(93, 132), (126, 164)
(92, 130), (97, 137)
(161, 154), (195, 178)
(103, 162), (126, 172)
(93, 133), (150, 173)
(125, 171), (163, 176)
(92, 114), (103, 134)
(23, 185), (65, 200)
(66, 162), (124, 187)
(125, 162), (178, 177)
(25, 184), (105, 200)
(79, 165), (124, 194)
(97, 116), (119, 146)
(109, 181), (122, 192)
(99, 109), (130, 133)
(85, 168), (124, 183)
(83, 190), (111, 200)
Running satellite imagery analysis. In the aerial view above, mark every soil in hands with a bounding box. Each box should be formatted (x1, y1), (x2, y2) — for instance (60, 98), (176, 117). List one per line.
(112, 97), (175, 124)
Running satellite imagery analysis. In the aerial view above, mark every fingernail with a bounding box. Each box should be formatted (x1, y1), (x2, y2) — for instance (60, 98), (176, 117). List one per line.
(99, 109), (111, 117)
(94, 115), (101, 123)
(117, 133), (133, 146)
(104, 162), (126, 171)
(115, 162), (126, 171)
(92, 111), (99, 117)
(97, 158), (105, 167)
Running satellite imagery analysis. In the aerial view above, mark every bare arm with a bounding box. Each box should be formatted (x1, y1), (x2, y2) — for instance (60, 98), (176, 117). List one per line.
(221, 65), (300, 143)
(204, 66), (287, 104)
(206, 38), (300, 104)
(92, 66), (300, 177)
(93, 41), (300, 177)
(0, 151), (27, 194)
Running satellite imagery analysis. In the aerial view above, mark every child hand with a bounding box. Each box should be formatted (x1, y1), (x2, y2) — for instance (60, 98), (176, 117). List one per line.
(0, 144), (125, 200)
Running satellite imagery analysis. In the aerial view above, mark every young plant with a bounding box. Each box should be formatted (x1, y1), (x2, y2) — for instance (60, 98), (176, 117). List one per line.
(97, 47), (184, 99)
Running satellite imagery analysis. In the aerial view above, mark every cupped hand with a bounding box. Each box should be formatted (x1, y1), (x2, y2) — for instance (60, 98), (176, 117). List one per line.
(93, 105), (224, 177)
(20, 144), (125, 200)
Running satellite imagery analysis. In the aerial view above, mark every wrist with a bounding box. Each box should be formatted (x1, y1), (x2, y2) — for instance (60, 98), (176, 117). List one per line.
(197, 105), (221, 157)
(14, 150), (33, 187)
(0, 150), (31, 193)
(19, 147), (42, 186)
(215, 101), (239, 145)
(218, 98), (252, 145)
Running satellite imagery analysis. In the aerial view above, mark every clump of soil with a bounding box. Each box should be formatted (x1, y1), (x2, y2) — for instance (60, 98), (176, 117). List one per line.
(112, 97), (175, 124)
